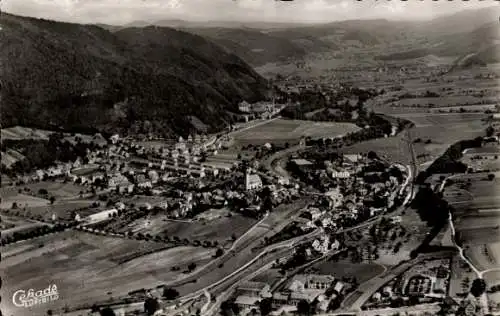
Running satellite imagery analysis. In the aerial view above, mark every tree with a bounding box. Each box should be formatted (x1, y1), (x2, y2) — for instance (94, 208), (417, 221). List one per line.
(259, 298), (273, 316)
(470, 278), (487, 297)
(214, 248), (224, 258)
(91, 304), (100, 313)
(488, 173), (495, 181)
(50, 196), (56, 204)
(297, 300), (310, 315)
(486, 126), (495, 137)
(144, 297), (159, 316)
(188, 262), (197, 272)
(47, 310), (53, 316)
(367, 151), (378, 160)
(39, 188), (48, 195)
(100, 307), (116, 316)
(163, 287), (180, 300)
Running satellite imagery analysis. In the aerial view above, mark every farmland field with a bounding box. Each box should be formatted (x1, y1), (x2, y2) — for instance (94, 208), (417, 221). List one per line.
(309, 259), (386, 284)
(391, 112), (487, 128)
(0, 193), (50, 209)
(231, 118), (360, 146)
(444, 177), (500, 272)
(6, 181), (89, 199)
(117, 212), (258, 247)
(395, 96), (487, 107)
(1, 200), (101, 221)
(1, 231), (213, 315)
(1, 126), (52, 140)
(340, 112), (487, 171)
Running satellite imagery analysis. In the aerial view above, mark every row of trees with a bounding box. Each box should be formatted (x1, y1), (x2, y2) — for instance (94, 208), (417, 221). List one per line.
(416, 137), (484, 184)
(1, 223), (74, 245)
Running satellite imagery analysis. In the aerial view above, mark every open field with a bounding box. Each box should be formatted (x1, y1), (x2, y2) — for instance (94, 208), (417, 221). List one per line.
(1, 200), (101, 221)
(1, 126), (53, 140)
(250, 268), (283, 287)
(0, 216), (47, 237)
(339, 134), (416, 165)
(309, 259), (385, 284)
(231, 118), (360, 146)
(445, 177), (500, 272)
(1, 181), (88, 199)
(1, 231), (213, 315)
(394, 96), (488, 107)
(341, 112), (487, 171)
(391, 112), (487, 128)
(1, 149), (26, 168)
(0, 193), (50, 209)
(117, 212), (258, 247)
(204, 153), (238, 170)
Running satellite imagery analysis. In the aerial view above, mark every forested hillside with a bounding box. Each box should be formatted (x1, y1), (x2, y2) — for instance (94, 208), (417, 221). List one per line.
(1, 14), (268, 137)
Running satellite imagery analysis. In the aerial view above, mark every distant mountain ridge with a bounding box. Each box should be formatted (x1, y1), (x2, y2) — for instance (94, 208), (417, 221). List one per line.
(95, 7), (499, 66)
(183, 27), (335, 67)
(374, 20), (500, 63)
(1, 13), (268, 137)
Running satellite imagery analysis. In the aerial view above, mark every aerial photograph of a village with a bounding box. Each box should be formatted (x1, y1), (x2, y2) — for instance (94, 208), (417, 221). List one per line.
(0, 0), (499, 316)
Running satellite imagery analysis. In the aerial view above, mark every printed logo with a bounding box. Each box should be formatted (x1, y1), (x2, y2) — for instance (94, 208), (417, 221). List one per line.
(12, 284), (59, 308)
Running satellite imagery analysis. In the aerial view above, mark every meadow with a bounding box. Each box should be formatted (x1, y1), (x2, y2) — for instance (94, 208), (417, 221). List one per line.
(117, 212), (258, 247)
(1, 126), (52, 140)
(309, 259), (386, 284)
(231, 118), (360, 146)
(1, 231), (213, 314)
(341, 112), (487, 173)
(445, 177), (500, 272)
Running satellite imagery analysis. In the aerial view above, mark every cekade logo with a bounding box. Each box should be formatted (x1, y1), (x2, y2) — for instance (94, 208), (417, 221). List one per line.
(12, 284), (59, 308)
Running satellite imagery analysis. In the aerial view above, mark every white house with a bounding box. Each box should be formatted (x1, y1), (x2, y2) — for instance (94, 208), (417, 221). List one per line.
(239, 101), (251, 113)
(245, 172), (262, 191)
(110, 134), (120, 144)
(84, 208), (118, 224)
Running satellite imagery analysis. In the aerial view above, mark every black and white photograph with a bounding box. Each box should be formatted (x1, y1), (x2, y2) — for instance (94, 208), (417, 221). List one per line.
(1, 0), (500, 315)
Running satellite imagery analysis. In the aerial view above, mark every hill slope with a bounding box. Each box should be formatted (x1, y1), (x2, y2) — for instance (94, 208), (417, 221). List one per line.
(184, 27), (330, 66)
(375, 21), (500, 62)
(1, 14), (268, 137)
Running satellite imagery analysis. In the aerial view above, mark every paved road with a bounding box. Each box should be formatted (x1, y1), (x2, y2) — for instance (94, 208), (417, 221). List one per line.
(157, 199), (312, 294)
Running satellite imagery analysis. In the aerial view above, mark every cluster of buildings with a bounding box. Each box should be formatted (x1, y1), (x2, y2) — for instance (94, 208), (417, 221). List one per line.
(289, 153), (405, 232)
(232, 274), (347, 316)
(366, 259), (451, 310)
(238, 100), (283, 121)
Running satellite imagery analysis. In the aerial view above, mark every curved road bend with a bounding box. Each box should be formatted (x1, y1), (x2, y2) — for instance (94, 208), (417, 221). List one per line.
(163, 199), (313, 294)
(174, 210), (399, 309)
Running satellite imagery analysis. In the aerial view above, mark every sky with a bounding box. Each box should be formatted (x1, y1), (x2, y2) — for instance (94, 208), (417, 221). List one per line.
(2, 0), (498, 25)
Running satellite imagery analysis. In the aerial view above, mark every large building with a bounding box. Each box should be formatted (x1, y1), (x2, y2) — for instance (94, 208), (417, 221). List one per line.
(83, 208), (118, 224)
(246, 171), (263, 191)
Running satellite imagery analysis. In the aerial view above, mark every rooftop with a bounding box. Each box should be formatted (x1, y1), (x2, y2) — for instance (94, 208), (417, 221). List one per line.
(238, 281), (269, 291)
(292, 159), (314, 166)
(234, 295), (260, 306)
